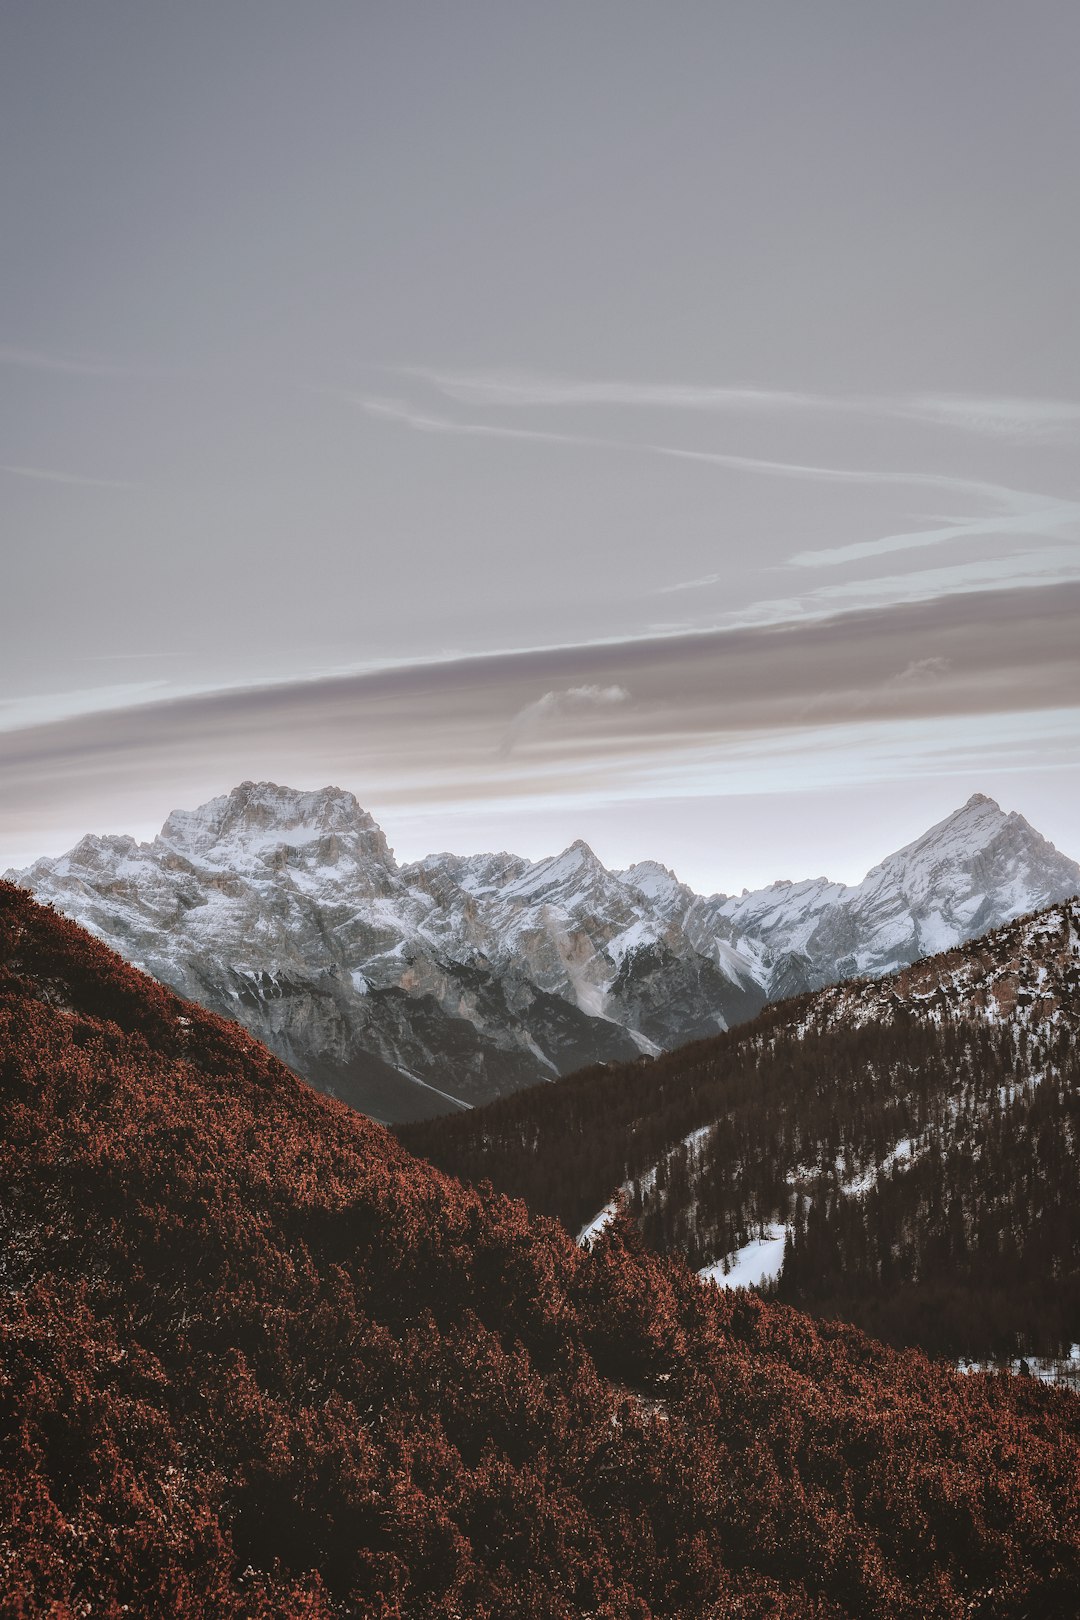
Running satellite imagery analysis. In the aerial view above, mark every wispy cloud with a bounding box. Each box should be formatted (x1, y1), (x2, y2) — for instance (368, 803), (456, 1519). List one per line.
(3, 464), (137, 490)
(396, 368), (823, 414)
(349, 393), (604, 451)
(786, 488), (1080, 570)
(345, 385), (1080, 600)
(394, 366), (1080, 442)
(348, 386), (1080, 599)
(637, 446), (1026, 497)
(898, 395), (1080, 438)
(688, 543), (1080, 630)
(0, 681), (172, 734)
(350, 392), (1065, 526)
(889, 656), (953, 687)
(499, 683), (630, 756)
(353, 386), (1073, 507)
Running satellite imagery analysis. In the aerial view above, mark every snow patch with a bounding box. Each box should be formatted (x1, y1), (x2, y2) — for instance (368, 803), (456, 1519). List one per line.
(699, 1225), (788, 1290)
(577, 1200), (620, 1248)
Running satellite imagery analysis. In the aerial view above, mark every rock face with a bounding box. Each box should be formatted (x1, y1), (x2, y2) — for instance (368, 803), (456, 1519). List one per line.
(9, 783), (1078, 1120)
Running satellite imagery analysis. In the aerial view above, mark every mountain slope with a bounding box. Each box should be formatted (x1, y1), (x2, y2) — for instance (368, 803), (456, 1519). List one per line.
(2, 880), (1080, 1617)
(8, 783), (1077, 1120)
(400, 900), (1080, 1362)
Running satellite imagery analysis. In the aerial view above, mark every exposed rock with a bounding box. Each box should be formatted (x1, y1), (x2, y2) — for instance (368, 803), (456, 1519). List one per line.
(9, 783), (1077, 1120)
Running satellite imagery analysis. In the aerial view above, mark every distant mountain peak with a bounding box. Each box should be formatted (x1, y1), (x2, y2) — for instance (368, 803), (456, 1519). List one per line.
(156, 780), (394, 871)
(204, 778), (372, 826)
(866, 793), (1010, 875)
(627, 858), (676, 876)
(8, 784), (1078, 1118)
(519, 838), (607, 886)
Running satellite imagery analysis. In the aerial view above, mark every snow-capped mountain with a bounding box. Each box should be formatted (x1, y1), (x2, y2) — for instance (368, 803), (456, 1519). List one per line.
(6, 782), (762, 1120)
(662, 793), (1080, 999)
(8, 783), (1078, 1120)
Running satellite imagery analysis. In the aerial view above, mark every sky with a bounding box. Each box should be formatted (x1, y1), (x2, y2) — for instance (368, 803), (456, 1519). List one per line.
(2, 2), (1078, 892)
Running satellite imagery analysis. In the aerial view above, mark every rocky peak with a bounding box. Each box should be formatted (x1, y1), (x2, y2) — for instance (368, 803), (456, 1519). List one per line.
(405, 850), (531, 897)
(505, 839), (611, 902)
(883, 792), (1006, 858)
(69, 831), (142, 868)
(621, 860), (695, 918)
(623, 858), (679, 888)
(7, 785), (1078, 1120)
(866, 793), (1075, 909)
(155, 781), (397, 876)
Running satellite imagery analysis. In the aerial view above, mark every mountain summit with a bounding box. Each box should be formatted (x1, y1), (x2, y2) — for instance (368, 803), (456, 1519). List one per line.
(9, 784), (1078, 1120)
(157, 780), (396, 874)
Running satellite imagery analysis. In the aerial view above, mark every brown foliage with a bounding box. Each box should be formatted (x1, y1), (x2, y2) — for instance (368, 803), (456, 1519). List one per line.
(2, 882), (1079, 1616)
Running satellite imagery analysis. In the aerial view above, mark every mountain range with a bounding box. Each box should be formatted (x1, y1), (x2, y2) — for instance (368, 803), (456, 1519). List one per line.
(9, 781), (1079, 1120)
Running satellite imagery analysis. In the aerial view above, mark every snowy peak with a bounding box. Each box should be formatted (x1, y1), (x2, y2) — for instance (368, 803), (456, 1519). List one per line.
(59, 832), (143, 877)
(503, 839), (618, 906)
(868, 793), (1010, 880)
(405, 850), (530, 892)
(689, 793), (1079, 998)
(621, 859), (693, 910)
(7, 785), (1078, 1119)
(157, 779), (384, 849)
(861, 793), (1078, 929)
(870, 792), (1067, 887)
(155, 780), (398, 879)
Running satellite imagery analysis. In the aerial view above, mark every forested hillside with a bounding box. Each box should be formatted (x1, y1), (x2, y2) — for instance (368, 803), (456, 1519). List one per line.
(4, 880), (1080, 1616)
(400, 902), (1080, 1361)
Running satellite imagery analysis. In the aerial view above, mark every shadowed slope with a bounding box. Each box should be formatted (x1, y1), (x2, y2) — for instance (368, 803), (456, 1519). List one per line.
(2, 882), (1079, 1617)
(399, 902), (1080, 1362)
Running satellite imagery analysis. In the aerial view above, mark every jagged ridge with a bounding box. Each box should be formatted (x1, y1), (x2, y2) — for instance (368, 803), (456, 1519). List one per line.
(8, 782), (1078, 1120)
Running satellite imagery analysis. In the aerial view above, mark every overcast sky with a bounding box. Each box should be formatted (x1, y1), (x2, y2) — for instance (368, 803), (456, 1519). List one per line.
(2, 3), (1078, 890)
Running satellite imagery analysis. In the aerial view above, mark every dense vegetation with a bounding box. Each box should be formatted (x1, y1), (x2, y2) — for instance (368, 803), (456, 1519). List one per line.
(772, 1033), (1080, 1356)
(400, 906), (1080, 1361)
(3, 881), (1080, 1616)
(397, 1003), (827, 1236)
